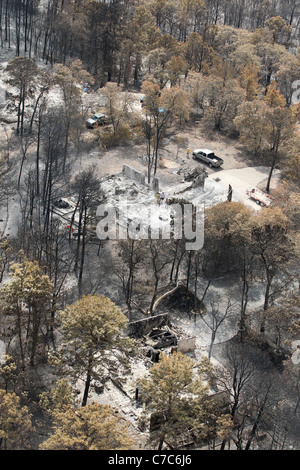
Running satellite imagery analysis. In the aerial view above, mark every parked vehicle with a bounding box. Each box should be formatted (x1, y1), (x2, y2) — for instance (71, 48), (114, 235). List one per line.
(192, 148), (224, 168)
(86, 112), (108, 129)
(246, 188), (273, 206)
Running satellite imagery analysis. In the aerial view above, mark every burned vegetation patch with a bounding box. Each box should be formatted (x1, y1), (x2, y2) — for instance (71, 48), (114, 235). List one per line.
(158, 284), (205, 316)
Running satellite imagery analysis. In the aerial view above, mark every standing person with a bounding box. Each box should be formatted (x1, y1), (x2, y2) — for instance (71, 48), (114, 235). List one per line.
(160, 192), (165, 204)
(227, 184), (233, 202)
(186, 148), (190, 159)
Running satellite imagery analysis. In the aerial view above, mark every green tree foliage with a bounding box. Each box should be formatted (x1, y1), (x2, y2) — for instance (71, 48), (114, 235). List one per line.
(129, 4), (162, 84)
(139, 352), (231, 449)
(185, 32), (215, 72)
(82, 0), (126, 84)
(234, 91), (296, 191)
(0, 356), (18, 393)
(275, 53), (300, 105)
(1, 258), (53, 367)
(201, 77), (246, 133)
(284, 130), (300, 186)
(39, 402), (134, 450)
(234, 99), (270, 155)
(52, 295), (135, 406)
(238, 62), (260, 100)
(264, 16), (292, 45)
(39, 378), (74, 414)
(0, 389), (34, 450)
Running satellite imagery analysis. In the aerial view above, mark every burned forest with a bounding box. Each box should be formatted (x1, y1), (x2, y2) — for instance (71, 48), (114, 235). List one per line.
(0, 0), (300, 453)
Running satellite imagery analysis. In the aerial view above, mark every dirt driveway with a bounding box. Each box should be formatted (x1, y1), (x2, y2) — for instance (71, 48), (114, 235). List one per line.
(76, 117), (281, 212)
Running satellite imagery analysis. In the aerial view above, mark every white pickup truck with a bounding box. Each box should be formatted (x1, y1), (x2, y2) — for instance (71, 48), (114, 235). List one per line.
(86, 112), (108, 129)
(192, 148), (224, 168)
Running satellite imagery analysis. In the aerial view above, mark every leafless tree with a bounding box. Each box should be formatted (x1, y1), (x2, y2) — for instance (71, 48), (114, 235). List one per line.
(70, 166), (102, 295)
(143, 239), (173, 315)
(114, 239), (145, 316)
(201, 296), (236, 360)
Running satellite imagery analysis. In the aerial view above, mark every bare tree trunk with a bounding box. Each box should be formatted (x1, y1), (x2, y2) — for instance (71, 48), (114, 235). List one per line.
(82, 356), (92, 407)
(266, 156), (276, 193)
